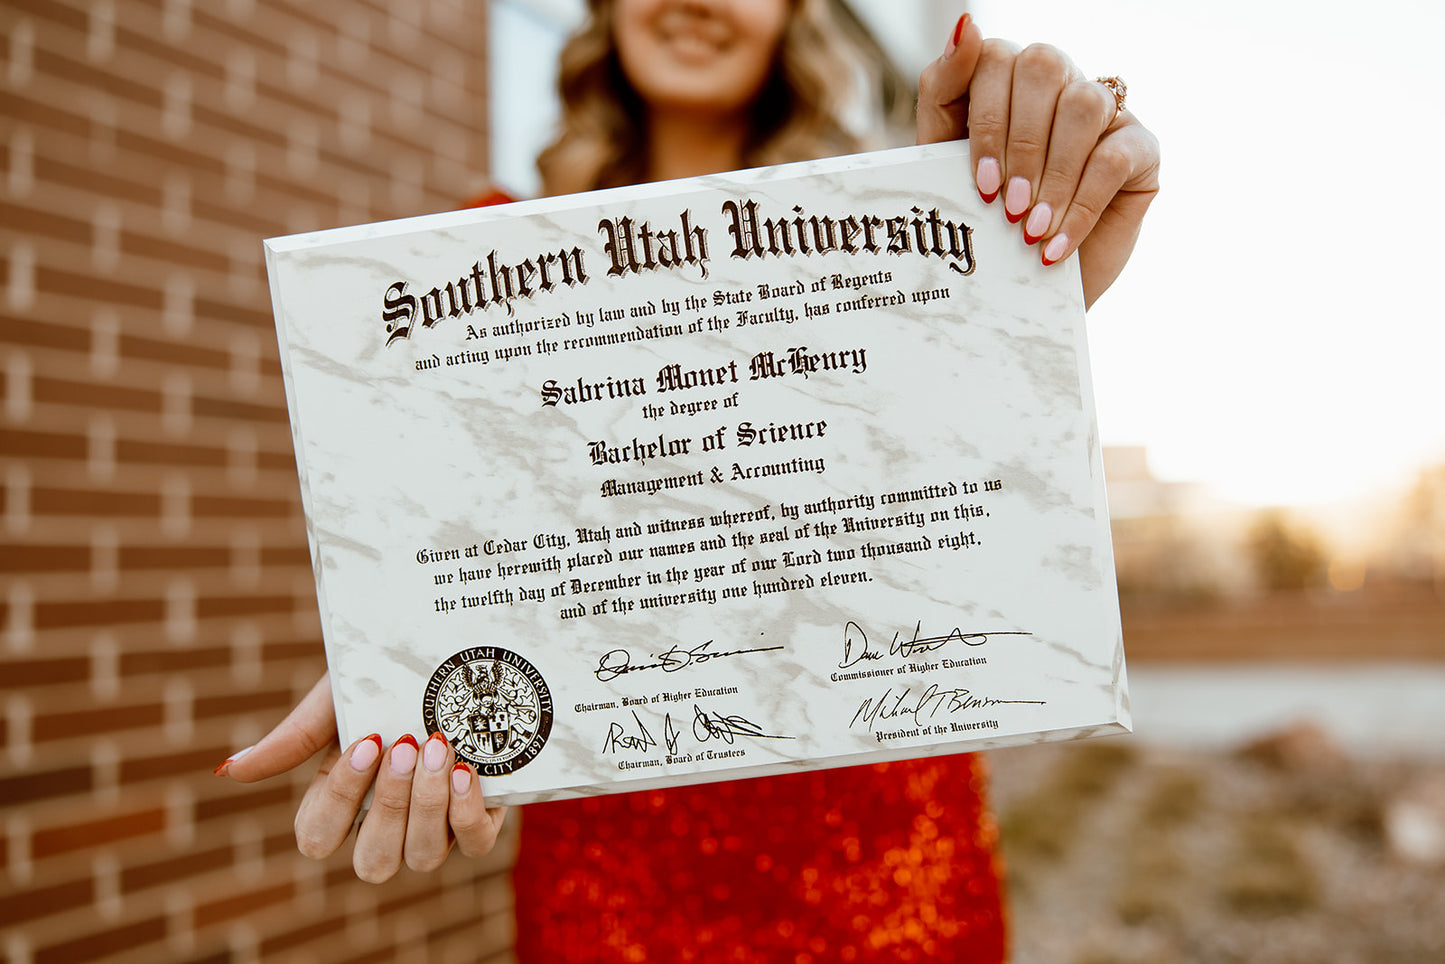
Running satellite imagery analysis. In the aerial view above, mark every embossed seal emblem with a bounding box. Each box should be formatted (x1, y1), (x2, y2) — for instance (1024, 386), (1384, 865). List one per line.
(423, 646), (553, 775)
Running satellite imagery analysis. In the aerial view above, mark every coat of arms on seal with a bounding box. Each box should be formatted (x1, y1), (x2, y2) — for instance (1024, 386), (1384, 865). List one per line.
(422, 646), (553, 775)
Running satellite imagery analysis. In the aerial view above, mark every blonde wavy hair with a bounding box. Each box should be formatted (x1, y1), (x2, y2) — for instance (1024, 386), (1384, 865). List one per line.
(537, 0), (909, 196)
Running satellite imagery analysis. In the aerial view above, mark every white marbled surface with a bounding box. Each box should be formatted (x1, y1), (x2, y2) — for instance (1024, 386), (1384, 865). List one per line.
(265, 142), (1128, 805)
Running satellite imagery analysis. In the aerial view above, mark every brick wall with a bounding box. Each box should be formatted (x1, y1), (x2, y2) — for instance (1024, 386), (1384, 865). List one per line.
(2, 2), (518, 961)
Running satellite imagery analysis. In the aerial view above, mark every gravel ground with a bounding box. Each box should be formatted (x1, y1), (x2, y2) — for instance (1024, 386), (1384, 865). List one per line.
(987, 731), (1445, 964)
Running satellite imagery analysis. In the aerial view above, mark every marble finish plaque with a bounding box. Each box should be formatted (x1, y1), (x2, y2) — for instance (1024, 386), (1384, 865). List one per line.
(265, 142), (1129, 806)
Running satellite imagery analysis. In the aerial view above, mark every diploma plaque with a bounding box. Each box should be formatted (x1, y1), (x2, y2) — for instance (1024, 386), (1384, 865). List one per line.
(265, 142), (1130, 806)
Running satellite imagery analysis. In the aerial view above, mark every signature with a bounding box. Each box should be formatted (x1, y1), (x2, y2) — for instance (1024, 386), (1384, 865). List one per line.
(692, 704), (795, 745)
(850, 684), (1046, 731)
(600, 710), (657, 754)
(595, 639), (784, 682)
(664, 713), (681, 756)
(839, 620), (1032, 669)
(600, 706), (789, 755)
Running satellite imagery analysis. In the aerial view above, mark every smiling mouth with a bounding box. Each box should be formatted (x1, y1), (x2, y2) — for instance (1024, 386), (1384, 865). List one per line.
(656, 16), (731, 61)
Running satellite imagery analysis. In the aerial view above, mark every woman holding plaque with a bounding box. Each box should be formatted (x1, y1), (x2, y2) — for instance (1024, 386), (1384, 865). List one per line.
(220, 1), (1159, 959)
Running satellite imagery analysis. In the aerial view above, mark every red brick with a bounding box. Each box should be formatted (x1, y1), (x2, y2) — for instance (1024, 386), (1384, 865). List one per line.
(34, 597), (165, 629)
(32, 376), (164, 414)
(0, 875), (94, 924)
(193, 783), (293, 823)
(178, 950), (233, 964)
(31, 807), (167, 859)
(193, 881), (295, 928)
(189, 195), (287, 237)
(33, 701), (165, 741)
(122, 230), (230, 273)
(194, 297), (274, 329)
(33, 149), (164, 207)
(120, 744), (229, 784)
(30, 487), (162, 517)
(378, 881), (446, 917)
(0, 90), (89, 139)
(112, 22), (225, 86)
(121, 843), (233, 894)
(0, 654), (90, 685)
(177, 948), (231, 964)
(120, 332), (231, 371)
(33, 44), (163, 108)
(258, 913), (348, 956)
(260, 544), (310, 567)
(345, 943), (414, 964)
(120, 645), (230, 676)
(0, 542), (90, 573)
(261, 830), (297, 857)
(36, 264), (164, 310)
(5, 1), (505, 959)
(118, 545), (230, 570)
(115, 437), (229, 468)
(0, 764), (92, 804)
(0, 427), (87, 460)
(191, 396), (288, 423)
(192, 687), (294, 721)
(259, 449), (301, 471)
(0, 198), (90, 244)
(34, 915), (167, 964)
(322, 865), (361, 890)
(0, 313), (89, 352)
(195, 594), (296, 619)
(6, 0), (86, 29)
(260, 639), (325, 664)
(191, 495), (293, 519)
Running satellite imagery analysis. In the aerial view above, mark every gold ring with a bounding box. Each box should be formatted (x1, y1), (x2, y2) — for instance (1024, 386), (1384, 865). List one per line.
(1095, 76), (1127, 116)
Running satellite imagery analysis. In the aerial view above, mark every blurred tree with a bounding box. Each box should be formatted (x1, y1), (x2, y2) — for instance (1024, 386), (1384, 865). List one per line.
(1247, 510), (1326, 591)
(1394, 464), (1445, 586)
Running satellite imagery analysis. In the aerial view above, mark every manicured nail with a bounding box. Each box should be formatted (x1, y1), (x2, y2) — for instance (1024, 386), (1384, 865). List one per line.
(212, 745), (253, 776)
(1024, 203), (1052, 244)
(424, 732), (448, 772)
(1042, 233), (1069, 266)
(390, 734), (418, 774)
(451, 762), (471, 795)
(944, 13), (969, 58)
(1004, 177), (1031, 222)
(350, 733), (383, 771)
(975, 157), (1001, 203)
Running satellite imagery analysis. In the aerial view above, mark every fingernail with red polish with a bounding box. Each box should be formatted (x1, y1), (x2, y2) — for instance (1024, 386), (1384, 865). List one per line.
(976, 157), (1001, 203)
(350, 733), (383, 771)
(424, 732), (448, 772)
(451, 762), (471, 795)
(390, 734), (419, 775)
(1042, 234), (1069, 266)
(1004, 177), (1031, 223)
(1024, 203), (1052, 245)
(212, 745), (253, 776)
(944, 13), (970, 58)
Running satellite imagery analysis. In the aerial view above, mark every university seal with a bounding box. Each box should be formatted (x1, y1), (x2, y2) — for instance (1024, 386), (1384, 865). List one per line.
(422, 646), (553, 775)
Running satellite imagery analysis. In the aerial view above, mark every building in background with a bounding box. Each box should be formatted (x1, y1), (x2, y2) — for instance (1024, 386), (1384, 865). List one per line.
(3, 3), (515, 961)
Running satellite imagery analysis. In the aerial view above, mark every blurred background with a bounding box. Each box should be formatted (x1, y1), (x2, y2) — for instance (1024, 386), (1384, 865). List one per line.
(3, 1), (1442, 962)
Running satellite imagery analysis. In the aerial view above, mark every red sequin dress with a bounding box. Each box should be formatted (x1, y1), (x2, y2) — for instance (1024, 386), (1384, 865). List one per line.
(462, 190), (1007, 963)
(514, 757), (1007, 963)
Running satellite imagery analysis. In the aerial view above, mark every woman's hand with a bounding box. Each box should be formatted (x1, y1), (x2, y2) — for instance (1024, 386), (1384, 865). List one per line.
(215, 673), (508, 882)
(917, 14), (1160, 308)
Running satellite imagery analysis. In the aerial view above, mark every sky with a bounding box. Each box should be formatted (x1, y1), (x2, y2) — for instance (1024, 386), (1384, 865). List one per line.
(974, 0), (1445, 506)
(492, 0), (1445, 507)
